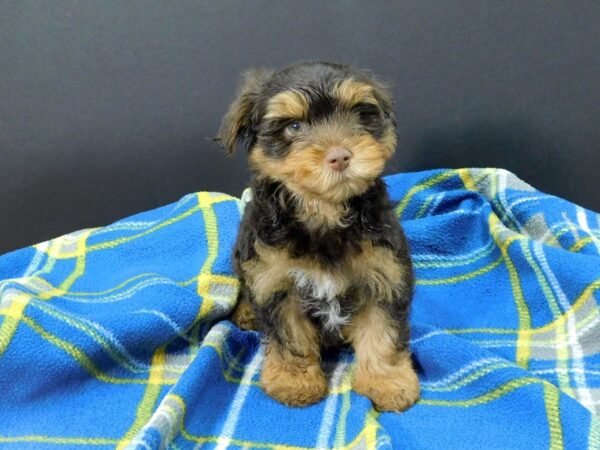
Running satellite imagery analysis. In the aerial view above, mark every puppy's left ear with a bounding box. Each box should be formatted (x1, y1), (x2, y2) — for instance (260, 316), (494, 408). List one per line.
(372, 81), (396, 128)
(215, 68), (273, 156)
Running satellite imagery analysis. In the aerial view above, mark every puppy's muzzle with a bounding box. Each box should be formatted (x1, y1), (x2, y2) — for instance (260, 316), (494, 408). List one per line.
(325, 147), (352, 172)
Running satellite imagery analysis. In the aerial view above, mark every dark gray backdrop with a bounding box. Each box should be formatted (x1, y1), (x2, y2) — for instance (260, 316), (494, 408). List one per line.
(2, 1), (599, 254)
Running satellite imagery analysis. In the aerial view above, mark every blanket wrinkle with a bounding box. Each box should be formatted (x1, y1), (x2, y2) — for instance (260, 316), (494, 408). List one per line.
(1, 169), (598, 449)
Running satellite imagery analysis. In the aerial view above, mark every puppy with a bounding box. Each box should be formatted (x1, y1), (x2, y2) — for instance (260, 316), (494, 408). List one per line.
(216, 61), (419, 412)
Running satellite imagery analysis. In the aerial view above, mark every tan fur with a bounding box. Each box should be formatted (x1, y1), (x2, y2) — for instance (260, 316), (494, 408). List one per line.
(224, 64), (414, 411)
(333, 79), (378, 107)
(351, 241), (408, 303)
(240, 244), (294, 305)
(241, 242), (350, 305)
(264, 90), (309, 120)
(292, 194), (350, 230)
(260, 293), (327, 406)
(241, 240), (406, 308)
(346, 306), (420, 412)
(240, 241), (415, 409)
(379, 127), (397, 158)
(231, 289), (259, 331)
(272, 180), (350, 229)
(250, 129), (390, 207)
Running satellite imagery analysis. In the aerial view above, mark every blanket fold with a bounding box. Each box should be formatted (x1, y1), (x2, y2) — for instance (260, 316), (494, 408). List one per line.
(1, 168), (598, 449)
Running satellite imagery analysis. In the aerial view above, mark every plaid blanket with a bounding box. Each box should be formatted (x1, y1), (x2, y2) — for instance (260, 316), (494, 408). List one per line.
(1, 168), (598, 449)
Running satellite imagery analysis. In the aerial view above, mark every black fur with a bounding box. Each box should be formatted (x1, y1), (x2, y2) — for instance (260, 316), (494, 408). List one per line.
(235, 178), (408, 266)
(218, 61), (396, 156)
(225, 61), (413, 356)
(234, 176), (414, 351)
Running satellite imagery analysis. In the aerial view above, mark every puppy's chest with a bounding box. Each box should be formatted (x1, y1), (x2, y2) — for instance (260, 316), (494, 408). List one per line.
(289, 262), (358, 333)
(245, 237), (405, 332)
(289, 265), (352, 301)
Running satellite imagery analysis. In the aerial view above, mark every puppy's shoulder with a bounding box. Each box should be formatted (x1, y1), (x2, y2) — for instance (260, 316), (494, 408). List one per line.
(234, 178), (292, 265)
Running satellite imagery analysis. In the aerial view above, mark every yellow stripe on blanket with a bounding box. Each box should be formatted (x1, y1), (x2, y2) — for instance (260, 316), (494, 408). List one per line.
(117, 346), (167, 449)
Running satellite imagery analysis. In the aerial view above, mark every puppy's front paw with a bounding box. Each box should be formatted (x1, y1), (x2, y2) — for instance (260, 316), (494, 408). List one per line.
(353, 360), (420, 412)
(261, 357), (328, 407)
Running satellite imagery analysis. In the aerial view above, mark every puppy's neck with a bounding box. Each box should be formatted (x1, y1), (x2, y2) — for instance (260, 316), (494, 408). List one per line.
(291, 193), (350, 230)
(251, 177), (352, 231)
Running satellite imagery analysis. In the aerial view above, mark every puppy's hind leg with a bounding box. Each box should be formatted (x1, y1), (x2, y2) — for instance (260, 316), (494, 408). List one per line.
(231, 282), (259, 331)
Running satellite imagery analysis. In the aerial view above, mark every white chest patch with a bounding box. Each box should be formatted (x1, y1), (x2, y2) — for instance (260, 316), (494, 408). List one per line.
(289, 269), (340, 300)
(288, 268), (350, 332)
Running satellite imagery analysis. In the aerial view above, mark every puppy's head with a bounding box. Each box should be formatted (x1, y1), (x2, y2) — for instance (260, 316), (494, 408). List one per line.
(216, 61), (397, 204)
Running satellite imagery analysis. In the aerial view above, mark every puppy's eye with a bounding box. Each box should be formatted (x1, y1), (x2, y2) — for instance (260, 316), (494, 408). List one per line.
(285, 121), (304, 134)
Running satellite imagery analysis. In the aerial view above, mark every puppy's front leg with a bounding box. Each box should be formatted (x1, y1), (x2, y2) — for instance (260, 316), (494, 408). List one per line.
(347, 304), (420, 412)
(260, 292), (327, 406)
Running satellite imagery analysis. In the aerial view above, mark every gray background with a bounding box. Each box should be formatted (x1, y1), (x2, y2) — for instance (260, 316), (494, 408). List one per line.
(1, 1), (599, 254)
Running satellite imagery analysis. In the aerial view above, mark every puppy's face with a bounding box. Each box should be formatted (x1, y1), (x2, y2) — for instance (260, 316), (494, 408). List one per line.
(217, 62), (397, 203)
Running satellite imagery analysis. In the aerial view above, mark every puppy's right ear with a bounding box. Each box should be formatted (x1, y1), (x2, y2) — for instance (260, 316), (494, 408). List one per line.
(215, 68), (273, 156)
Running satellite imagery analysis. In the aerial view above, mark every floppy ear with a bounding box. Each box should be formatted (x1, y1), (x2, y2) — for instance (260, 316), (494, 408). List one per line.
(372, 80), (396, 128)
(215, 68), (273, 156)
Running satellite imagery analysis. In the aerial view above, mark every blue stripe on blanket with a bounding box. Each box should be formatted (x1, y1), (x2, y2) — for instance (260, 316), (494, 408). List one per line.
(1, 169), (598, 449)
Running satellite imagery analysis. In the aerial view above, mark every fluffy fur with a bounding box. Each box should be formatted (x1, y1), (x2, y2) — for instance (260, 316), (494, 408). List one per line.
(216, 61), (419, 411)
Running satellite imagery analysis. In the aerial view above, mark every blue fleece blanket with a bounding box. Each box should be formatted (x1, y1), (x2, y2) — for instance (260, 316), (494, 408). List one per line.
(1, 168), (598, 449)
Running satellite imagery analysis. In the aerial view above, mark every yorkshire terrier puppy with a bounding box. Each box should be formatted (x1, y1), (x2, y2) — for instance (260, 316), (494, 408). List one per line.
(216, 61), (419, 412)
